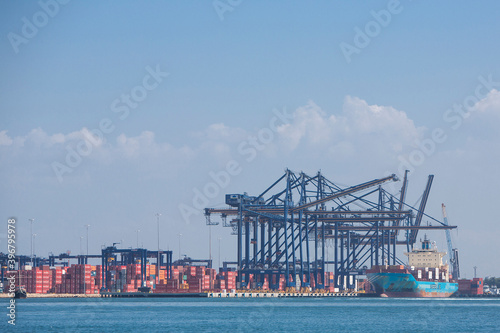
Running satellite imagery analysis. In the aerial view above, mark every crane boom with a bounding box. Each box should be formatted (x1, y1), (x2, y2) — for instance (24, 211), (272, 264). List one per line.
(442, 203), (459, 280)
(442, 204), (454, 262)
(409, 175), (433, 244)
(291, 174), (398, 212)
(395, 170), (409, 236)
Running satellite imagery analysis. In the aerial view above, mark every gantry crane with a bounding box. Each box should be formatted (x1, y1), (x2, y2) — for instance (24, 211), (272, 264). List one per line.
(205, 169), (457, 291)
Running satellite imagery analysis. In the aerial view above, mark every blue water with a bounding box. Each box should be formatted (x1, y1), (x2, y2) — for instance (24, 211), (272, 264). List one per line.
(2, 297), (500, 332)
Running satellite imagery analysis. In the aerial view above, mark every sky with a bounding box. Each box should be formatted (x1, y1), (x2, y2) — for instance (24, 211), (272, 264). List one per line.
(1, 0), (499, 278)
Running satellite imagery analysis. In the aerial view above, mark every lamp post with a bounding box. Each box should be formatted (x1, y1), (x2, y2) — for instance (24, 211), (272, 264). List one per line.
(84, 224), (90, 295)
(209, 224), (212, 268)
(218, 237), (222, 270)
(156, 213), (161, 284)
(29, 218), (35, 266)
(178, 233), (182, 260)
(85, 225), (90, 256)
(32, 234), (37, 266)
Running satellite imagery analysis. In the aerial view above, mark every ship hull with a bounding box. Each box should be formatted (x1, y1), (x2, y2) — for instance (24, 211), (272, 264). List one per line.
(367, 272), (458, 298)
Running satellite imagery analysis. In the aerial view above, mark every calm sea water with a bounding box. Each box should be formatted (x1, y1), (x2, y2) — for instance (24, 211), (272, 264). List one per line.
(2, 297), (499, 332)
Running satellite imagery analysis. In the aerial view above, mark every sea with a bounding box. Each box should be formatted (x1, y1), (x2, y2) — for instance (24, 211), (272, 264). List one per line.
(2, 297), (500, 332)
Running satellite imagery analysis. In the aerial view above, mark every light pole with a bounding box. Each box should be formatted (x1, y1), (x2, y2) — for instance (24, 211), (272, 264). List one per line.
(178, 233), (182, 260)
(156, 213), (161, 283)
(218, 237), (222, 270)
(83, 228), (90, 296)
(85, 224), (90, 256)
(209, 224), (212, 268)
(208, 226), (213, 290)
(29, 218), (35, 266)
(32, 234), (37, 265)
(136, 230), (140, 248)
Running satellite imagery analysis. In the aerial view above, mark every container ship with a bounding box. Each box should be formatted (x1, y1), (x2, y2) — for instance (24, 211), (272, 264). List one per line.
(366, 237), (458, 297)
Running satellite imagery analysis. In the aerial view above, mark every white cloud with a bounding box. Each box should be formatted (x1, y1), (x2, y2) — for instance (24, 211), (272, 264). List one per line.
(197, 123), (247, 141)
(0, 127), (109, 150)
(471, 89), (500, 116)
(277, 101), (336, 150)
(275, 96), (423, 162)
(1, 96), (426, 179)
(116, 131), (159, 158)
(0, 130), (13, 146)
(27, 127), (74, 148)
(3, 93), (493, 187)
(1, 96), (425, 189)
(342, 96), (422, 144)
(460, 89), (500, 141)
(190, 122), (248, 162)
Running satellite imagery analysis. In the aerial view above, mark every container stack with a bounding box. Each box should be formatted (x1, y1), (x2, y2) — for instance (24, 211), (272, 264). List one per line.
(106, 268), (116, 292)
(29, 268), (42, 293)
(262, 276), (269, 290)
(220, 270), (237, 290)
(61, 269), (71, 293)
(215, 275), (225, 290)
(114, 266), (127, 292)
(171, 267), (180, 281)
(158, 268), (166, 283)
(95, 265), (102, 290)
(186, 277), (202, 293)
(164, 279), (181, 292)
(326, 272), (335, 292)
(51, 267), (63, 293)
(152, 265), (218, 293)
(458, 278), (484, 295)
(148, 264), (156, 289)
(123, 264), (139, 292)
(27, 267), (51, 293)
(3, 264), (346, 294)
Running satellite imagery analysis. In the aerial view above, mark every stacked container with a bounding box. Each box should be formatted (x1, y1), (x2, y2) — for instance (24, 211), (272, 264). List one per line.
(51, 267), (63, 292)
(221, 271), (237, 290)
(459, 278), (484, 295)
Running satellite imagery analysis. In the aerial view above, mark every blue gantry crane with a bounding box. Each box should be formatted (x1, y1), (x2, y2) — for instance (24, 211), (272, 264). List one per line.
(205, 169), (457, 291)
(100, 246), (173, 292)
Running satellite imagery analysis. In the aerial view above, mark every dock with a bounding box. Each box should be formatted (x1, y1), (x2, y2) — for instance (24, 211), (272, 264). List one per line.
(101, 291), (361, 298)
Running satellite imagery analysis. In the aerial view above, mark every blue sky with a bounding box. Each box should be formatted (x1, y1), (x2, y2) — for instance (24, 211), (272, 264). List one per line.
(1, 0), (500, 278)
